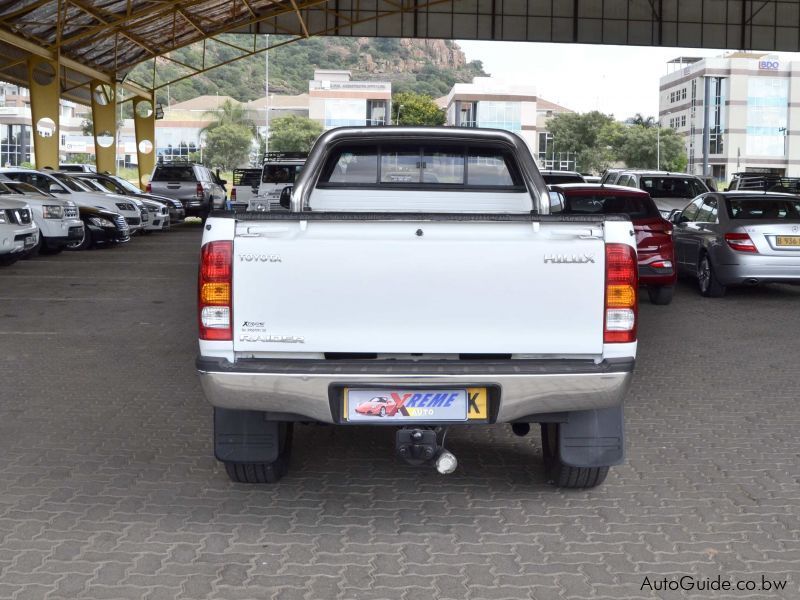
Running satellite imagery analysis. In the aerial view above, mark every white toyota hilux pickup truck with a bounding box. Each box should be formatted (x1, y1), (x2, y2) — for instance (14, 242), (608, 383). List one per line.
(197, 127), (638, 488)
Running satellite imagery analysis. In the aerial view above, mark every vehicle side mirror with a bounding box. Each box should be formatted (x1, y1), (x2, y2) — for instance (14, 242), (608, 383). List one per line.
(669, 209), (683, 224)
(279, 185), (293, 210)
(220, 179), (227, 185)
(548, 191), (565, 214)
(49, 184), (63, 193)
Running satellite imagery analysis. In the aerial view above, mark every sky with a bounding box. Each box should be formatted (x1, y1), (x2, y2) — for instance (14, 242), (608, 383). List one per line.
(456, 41), (798, 120)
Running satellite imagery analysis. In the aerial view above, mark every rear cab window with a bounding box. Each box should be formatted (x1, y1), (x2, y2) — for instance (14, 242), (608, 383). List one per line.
(313, 142), (528, 212)
(319, 144), (523, 189)
(151, 166), (196, 182)
(262, 165), (303, 184)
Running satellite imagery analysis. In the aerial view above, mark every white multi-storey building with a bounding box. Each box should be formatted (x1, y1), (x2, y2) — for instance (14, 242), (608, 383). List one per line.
(442, 77), (573, 170)
(660, 52), (800, 184)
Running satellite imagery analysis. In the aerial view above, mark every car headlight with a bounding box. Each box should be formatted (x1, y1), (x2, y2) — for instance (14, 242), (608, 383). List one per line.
(147, 206), (158, 213)
(254, 203), (268, 212)
(89, 216), (114, 227)
(42, 205), (64, 219)
(116, 203), (132, 211)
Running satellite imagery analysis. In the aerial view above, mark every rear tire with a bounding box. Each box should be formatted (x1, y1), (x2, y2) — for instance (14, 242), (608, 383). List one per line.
(647, 285), (674, 305)
(540, 423), (609, 489)
(223, 423), (293, 484)
(698, 254), (726, 298)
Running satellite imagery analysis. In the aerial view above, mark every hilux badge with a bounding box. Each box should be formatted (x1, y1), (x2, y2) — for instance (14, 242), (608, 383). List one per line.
(543, 253), (596, 264)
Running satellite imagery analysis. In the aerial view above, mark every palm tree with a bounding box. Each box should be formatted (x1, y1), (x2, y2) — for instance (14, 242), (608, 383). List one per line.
(201, 99), (255, 135)
(630, 113), (656, 128)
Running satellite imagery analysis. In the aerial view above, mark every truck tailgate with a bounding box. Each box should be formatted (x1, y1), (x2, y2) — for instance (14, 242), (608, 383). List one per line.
(233, 220), (605, 355)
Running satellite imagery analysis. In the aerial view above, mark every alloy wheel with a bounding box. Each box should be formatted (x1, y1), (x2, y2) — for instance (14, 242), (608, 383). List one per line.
(698, 257), (710, 293)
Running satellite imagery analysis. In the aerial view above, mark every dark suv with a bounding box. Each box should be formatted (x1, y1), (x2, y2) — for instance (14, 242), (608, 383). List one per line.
(147, 162), (226, 219)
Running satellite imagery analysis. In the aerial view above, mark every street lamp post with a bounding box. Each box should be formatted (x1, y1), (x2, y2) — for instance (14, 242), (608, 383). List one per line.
(656, 123), (660, 170)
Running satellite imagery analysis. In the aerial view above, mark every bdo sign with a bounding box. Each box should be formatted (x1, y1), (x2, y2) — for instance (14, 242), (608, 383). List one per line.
(759, 60), (780, 70)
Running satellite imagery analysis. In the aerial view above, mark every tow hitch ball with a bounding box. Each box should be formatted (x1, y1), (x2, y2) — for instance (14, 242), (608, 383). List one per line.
(396, 428), (458, 474)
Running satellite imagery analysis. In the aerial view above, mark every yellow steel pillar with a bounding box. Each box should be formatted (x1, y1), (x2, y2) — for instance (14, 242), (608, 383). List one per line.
(132, 95), (156, 190)
(90, 81), (118, 174)
(27, 57), (60, 170)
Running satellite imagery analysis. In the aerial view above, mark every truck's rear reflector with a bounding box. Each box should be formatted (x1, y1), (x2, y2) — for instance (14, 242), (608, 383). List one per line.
(230, 188), (237, 201)
(199, 240), (233, 340)
(604, 243), (637, 343)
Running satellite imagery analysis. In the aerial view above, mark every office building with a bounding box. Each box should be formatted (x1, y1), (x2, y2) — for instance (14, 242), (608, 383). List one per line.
(660, 52), (800, 182)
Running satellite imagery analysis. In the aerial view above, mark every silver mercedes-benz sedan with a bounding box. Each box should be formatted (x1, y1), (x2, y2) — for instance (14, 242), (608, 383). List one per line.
(670, 191), (800, 297)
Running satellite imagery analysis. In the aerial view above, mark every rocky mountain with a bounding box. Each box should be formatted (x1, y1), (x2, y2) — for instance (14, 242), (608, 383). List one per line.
(132, 36), (486, 105)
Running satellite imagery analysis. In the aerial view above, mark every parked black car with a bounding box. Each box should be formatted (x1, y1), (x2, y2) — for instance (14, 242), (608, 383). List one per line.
(68, 206), (130, 250)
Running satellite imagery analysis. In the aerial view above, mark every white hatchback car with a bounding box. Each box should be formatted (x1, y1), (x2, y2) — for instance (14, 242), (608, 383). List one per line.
(0, 197), (38, 265)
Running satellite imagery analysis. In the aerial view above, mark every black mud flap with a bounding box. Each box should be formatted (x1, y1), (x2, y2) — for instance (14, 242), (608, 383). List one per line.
(214, 408), (282, 463)
(558, 406), (624, 468)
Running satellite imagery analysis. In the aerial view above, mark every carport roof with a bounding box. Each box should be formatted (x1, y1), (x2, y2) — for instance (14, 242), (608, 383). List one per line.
(2, 0), (800, 103)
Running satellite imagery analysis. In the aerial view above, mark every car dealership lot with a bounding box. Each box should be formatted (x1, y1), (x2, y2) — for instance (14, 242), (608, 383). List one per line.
(1, 224), (799, 600)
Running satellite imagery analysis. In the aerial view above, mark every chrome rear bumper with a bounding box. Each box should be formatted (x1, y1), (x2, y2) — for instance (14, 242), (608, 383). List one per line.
(197, 356), (635, 423)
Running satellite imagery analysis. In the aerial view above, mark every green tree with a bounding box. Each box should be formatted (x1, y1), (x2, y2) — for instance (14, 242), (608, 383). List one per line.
(268, 116), (324, 152)
(616, 126), (687, 171)
(203, 124), (252, 170)
(545, 111), (619, 173)
(393, 92), (445, 126)
(202, 99), (255, 135)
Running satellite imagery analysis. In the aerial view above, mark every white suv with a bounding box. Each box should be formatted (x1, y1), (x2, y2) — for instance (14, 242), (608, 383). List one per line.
(0, 197), (38, 265)
(0, 177), (83, 253)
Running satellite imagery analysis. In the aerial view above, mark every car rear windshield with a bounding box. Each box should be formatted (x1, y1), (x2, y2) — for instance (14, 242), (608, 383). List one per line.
(563, 193), (658, 219)
(318, 144), (523, 188)
(262, 165), (302, 184)
(727, 198), (800, 220)
(640, 177), (706, 198)
(151, 166), (195, 182)
(542, 173), (585, 184)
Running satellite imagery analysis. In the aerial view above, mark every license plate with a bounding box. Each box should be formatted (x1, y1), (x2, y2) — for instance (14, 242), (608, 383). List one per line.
(776, 236), (800, 247)
(23, 235), (35, 248)
(343, 387), (488, 423)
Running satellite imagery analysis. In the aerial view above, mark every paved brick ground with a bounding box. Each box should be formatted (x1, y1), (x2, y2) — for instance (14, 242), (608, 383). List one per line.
(1, 223), (798, 600)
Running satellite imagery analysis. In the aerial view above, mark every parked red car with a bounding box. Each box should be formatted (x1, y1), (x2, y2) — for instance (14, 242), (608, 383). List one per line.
(553, 183), (677, 305)
(354, 396), (399, 417)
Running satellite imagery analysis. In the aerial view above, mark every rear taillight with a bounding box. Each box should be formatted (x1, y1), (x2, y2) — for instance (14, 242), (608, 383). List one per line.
(145, 182), (151, 193)
(230, 188), (237, 201)
(196, 182), (204, 199)
(199, 241), (232, 340)
(725, 232), (757, 253)
(604, 243), (638, 343)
